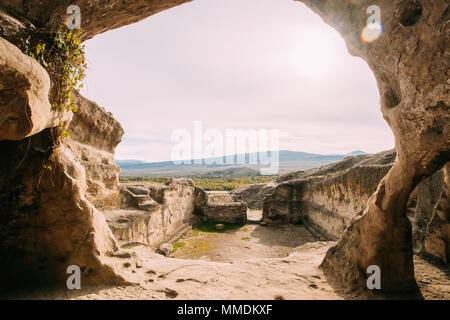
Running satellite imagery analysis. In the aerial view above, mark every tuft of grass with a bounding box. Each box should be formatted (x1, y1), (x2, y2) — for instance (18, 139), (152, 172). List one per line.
(175, 238), (213, 255)
(241, 227), (249, 232)
(193, 222), (245, 234)
(121, 242), (140, 249)
(241, 237), (251, 241)
(173, 242), (186, 252)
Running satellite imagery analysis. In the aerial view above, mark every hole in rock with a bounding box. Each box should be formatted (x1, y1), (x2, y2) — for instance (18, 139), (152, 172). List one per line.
(399, 1), (423, 27)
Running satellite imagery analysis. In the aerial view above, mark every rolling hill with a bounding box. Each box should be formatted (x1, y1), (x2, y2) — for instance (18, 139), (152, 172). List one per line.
(116, 150), (367, 177)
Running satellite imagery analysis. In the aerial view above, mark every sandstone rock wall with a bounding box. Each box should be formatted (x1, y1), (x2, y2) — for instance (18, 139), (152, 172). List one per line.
(413, 164), (449, 263)
(0, 33), (129, 288)
(68, 91), (124, 210)
(303, 0), (449, 293)
(263, 153), (393, 239)
(266, 166), (392, 239)
(0, 0), (193, 40)
(0, 36), (68, 141)
(230, 183), (276, 209)
(0, 128), (129, 289)
(301, 166), (393, 238)
(262, 150), (449, 263)
(105, 179), (198, 247)
(199, 193), (247, 224)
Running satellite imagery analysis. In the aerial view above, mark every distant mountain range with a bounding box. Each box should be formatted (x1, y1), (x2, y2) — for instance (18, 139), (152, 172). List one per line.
(116, 150), (367, 177)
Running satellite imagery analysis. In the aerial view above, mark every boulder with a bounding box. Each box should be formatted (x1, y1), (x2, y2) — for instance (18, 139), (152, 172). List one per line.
(125, 185), (150, 196)
(148, 183), (169, 204)
(200, 193), (248, 224)
(157, 243), (173, 256)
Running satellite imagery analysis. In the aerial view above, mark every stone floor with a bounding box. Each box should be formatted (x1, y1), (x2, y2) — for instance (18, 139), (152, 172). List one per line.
(9, 216), (450, 300)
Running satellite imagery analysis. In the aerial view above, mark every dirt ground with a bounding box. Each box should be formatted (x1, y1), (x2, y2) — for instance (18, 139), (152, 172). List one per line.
(6, 211), (450, 300)
(169, 223), (319, 262)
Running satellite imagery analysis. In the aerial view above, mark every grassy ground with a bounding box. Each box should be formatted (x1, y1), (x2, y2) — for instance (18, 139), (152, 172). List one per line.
(192, 222), (245, 233)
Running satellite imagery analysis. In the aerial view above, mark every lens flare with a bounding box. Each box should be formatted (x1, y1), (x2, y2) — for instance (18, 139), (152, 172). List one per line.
(361, 23), (383, 43)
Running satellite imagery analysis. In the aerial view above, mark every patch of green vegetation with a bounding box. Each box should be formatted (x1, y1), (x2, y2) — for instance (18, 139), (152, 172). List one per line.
(173, 242), (186, 252)
(119, 176), (274, 191)
(241, 237), (251, 241)
(184, 238), (213, 254)
(120, 176), (171, 184)
(241, 227), (249, 232)
(193, 222), (245, 233)
(191, 230), (200, 236)
(193, 177), (274, 191)
(121, 242), (140, 249)
(21, 24), (86, 113)
(21, 23), (87, 171)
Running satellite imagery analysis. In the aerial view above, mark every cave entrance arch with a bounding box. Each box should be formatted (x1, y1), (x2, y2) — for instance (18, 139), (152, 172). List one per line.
(0, 0), (448, 296)
(80, 0), (393, 274)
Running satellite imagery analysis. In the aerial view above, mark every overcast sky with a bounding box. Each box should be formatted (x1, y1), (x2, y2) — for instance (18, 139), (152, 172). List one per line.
(80, 0), (394, 162)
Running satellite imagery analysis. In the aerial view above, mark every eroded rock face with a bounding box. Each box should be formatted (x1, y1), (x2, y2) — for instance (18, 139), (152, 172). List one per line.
(0, 41), (129, 288)
(303, 0), (450, 293)
(417, 163), (450, 263)
(0, 0), (193, 40)
(262, 151), (449, 263)
(266, 166), (393, 236)
(262, 151), (394, 235)
(0, 37), (67, 141)
(0, 129), (130, 289)
(199, 193), (248, 224)
(68, 91), (124, 210)
(105, 179), (199, 247)
(230, 183), (276, 209)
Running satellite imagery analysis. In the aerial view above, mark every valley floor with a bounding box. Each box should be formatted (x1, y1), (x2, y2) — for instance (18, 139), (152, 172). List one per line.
(10, 212), (449, 300)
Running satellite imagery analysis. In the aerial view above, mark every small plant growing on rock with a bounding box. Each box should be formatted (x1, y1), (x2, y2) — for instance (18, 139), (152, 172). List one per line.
(173, 242), (186, 252)
(21, 23), (87, 113)
(48, 24), (87, 113)
(21, 22), (87, 171)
